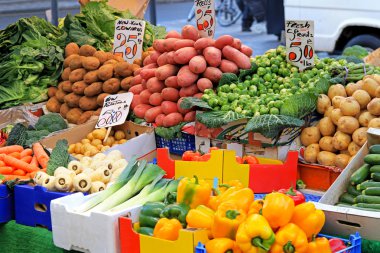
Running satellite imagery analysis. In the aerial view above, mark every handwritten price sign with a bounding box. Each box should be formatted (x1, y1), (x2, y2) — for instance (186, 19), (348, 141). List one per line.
(194, 0), (215, 38)
(285, 20), (314, 71)
(96, 93), (133, 129)
(113, 19), (145, 63)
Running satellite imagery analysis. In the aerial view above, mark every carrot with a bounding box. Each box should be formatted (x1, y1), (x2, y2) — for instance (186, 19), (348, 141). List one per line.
(30, 156), (39, 167)
(0, 161), (5, 167)
(41, 168), (47, 173)
(20, 148), (33, 158)
(0, 154), (39, 173)
(21, 156), (33, 163)
(0, 166), (13, 175)
(2, 174), (30, 181)
(13, 169), (26, 176)
(0, 145), (24, 154)
(32, 143), (49, 168)
(9, 152), (21, 159)
(28, 171), (37, 179)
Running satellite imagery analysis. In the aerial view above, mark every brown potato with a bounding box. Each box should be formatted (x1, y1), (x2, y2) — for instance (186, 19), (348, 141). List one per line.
(318, 117), (335, 136)
(69, 55), (83, 70)
(317, 94), (331, 114)
(358, 110), (376, 127)
(333, 131), (351, 151)
(114, 62), (132, 77)
(300, 127), (321, 146)
(77, 111), (94, 124)
(369, 118), (380, 128)
(65, 42), (80, 57)
(61, 80), (73, 93)
(335, 154), (351, 169)
(82, 56), (100, 70)
(133, 58), (142, 66)
(79, 96), (98, 111)
(97, 93), (110, 106)
(340, 97), (360, 116)
(330, 108), (343, 125)
(328, 84), (347, 100)
(94, 108), (102, 116)
(46, 97), (61, 113)
(317, 151), (336, 166)
(60, 103), (70, 118)
(131, 64), (141, 73)
(102, 78), (120, 93)
(114, 55), (125, 62)
(83, 70), (99, 84)
(97, 64), (114, 81)
(79, 45), (96, 56)
(93, 51), (108, 64)
(64, 92), (82, 108)
(105, 52), (115, 60)
(55, 89), (68, 103)
(103, 59), (118, 65)
(69, 68), (87, 83)
(61, 67), (71, 81)
(348, 141), (361, 156)
(63, 54), (79, 68)
(319, 136), (337, 152)
(66, 108), (83, 124)
(84, 82), (103, 97)
(304, 144), (320, 163)
(352, 127), (368, 146)
(47, 87), (58, 98)
(367, 98), (380, 116)
(337, 116), (360, 134)
(352, 90), (371, 109)
(324, 106), (334, 118)
(121, 76), (133, 90)
(72, 81), (88, 95)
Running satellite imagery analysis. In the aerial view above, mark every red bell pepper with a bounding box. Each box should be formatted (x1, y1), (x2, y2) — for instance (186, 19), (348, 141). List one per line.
(243, 155), (259, 164)
(235, 156), (243, 164)
(182, 151), (201, 161)
(278, 187), (305, 205)
(329, 238), (347, 252)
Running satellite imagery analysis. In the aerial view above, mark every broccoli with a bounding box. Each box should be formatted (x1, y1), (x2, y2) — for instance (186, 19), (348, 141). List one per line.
(25, 130), (50, 147)
(342, 45), (369, 59)
(35, 113), (68, 133)
(47, 139), (70, 176)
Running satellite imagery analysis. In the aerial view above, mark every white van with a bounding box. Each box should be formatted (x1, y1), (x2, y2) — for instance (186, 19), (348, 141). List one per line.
(284, 0), (380, 52)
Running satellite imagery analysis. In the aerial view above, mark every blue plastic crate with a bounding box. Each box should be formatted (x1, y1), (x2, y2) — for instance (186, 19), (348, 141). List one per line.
(14, 185), (71, 230)
(254, 193), (322, 202)
(155, 132), (195, 156)
(0, 184), (14, 223)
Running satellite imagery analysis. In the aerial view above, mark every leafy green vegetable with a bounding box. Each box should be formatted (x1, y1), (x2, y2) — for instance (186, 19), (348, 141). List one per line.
(6, 123), (27, 146)
(218, 73), (238, 86)
(343, 45), (369, 59)
(280, 92), (317, 119)
(25, 130), (50, 147)
(245, 114), (304, 139)
(35, 113), (68, 133)
(196, 111), (245, 128)
(238, 62), (258, 81)
(314, 77), (330, 95)
(180, 97), (212, 110)
(155, 122), (187, 140)
(46, 140), (70, 176)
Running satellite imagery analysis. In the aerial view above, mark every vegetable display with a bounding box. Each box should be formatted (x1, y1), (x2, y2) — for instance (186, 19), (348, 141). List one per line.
(181, 147), (259, 164)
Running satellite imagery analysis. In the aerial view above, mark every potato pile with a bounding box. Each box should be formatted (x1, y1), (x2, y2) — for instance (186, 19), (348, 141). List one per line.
(301, 74), (380, 169)
(46, 43), (146, 124)
(130, 25), (253, 127)
(68, 128), (127, 159)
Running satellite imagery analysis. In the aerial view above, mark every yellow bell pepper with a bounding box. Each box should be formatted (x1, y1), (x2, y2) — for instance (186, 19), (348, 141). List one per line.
(206, 238), (242, 253)
(248, 199), (264, 215)
(270, 223), (308, 253)
(262, 192), (294, 230)
(153, 218), (182, 241)
(177, 175), (212, 209)
(186, 205), (214, 237)
(307, 237), (332, 253)
(211, 201), (246, 240)
(219, 180), (244, 193)
(208, 187), (254, 213)
(290, 202), (325, 239)
(236, 214), (275, 253)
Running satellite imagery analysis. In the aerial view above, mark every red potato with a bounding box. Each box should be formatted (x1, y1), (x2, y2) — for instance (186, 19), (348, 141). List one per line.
(129, 84), (145, 95)
(180, 84), (199, 97)
(140, 68), (157, 80)
(184, 111), (196, 122)
(203, 67), (223, 83)
(163, 112), (184, 127)
(177, 65), (199, 87)
(161, 87), (180, 102)
(157, 52), (169, 66)
(139, 89), (153, 104)
(145, 106), (163, 123)
(155, 114), (166, 126)
(134, 104), (153, 118)
(222, 46), (251, 69)
(193, 93), (203, 99)
(189, 56), (207, 74)
(214, 35), (234, 49)
(232, 38), (242, 50)
(166, 51), (176, 65)
(181, 25), (199, 41)
(163, 38), (179, 52)
(149, 93), (163, 106)
(174, 47), (198, 64)
(165, 76), (179, 88)
(147, 77), (165, 93)
(130, 75), (143, 86)
(240, 45), (253, 57)
(153, 39), (166, 53)
(177, 97), (191, 114)
(203, 47), (222, 67)
(197, 78), (213, 92)
(156, 64), (179, 80)
(150, 51), (161, 63)
(161, 101), (178, 115)
(143, 63), (158, 69)
(143, 56), (154, 66)
(134, 68), (142, 76)
(131, 95), (141, 110)
(174, 39), (195, 50)
(165, 30), (182, 39)
(194, 38), (215, 50)
(220, 59), (239, 74)
(141, 79), (147, 89)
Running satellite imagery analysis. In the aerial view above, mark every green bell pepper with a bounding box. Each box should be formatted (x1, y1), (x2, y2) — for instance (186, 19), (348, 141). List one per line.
(138, 227), (154, 236)
(160, 203), (190, 228)
(139, 202), (166, 229)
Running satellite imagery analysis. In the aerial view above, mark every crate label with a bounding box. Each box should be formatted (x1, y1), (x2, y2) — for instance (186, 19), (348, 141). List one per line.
(285, 20), (314, 71)
(113, 19), (145, 63)
(194, 0), (215, 38)
(96, 93), (133, 128)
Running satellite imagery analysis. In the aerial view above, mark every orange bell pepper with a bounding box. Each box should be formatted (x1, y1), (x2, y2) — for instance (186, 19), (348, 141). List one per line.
(270, 223), (308, 253)
(177, 175), (212, 209)
(206, 238), (242, 253)
(248, 199), (264, 215)
(290, 202), (325, 239)
(186, 205), (214, 238)
(307, 237), (332, 253)
(209, 186), (254, 213)
(262, 192), (294, 230)
(153, 218), (182, 241)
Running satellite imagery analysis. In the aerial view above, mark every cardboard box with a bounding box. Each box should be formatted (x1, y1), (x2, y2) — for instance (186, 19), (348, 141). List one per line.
(89, 0), (150, 18)
(315, 128), (380, 241)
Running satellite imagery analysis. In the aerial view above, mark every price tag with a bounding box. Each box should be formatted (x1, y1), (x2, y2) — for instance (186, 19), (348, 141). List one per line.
(113, 19), (145, 63)
(194, 0), (215, 38)
(96, 92), (133, 129)
(285, 20), (314, 71)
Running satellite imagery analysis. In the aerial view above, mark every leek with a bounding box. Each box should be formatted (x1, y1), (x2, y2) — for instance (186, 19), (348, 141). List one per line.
(89, 162), (166, 212)
(74, 157), (138, 213)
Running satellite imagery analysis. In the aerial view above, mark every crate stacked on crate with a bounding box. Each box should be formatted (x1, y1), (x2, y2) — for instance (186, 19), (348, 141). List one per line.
(0, 184), (13, 223)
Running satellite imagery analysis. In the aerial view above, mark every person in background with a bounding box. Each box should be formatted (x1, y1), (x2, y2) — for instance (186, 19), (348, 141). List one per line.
(236, 0), (267, 33)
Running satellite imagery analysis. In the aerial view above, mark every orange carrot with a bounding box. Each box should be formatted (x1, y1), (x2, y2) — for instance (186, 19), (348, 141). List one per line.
(0, 154), (39, 173)
(30, 156), (39, 167)
(0, 166), (13, 175)
(13, 169), (26, 176)
(0, 145), (24, 154)
(2, 174), (30, 181)
(41, 168), (47, 173)
(9, 152), (21, 159)
(20, 148), (33, 158)
(21, 156), (33, 163)
(0, 161), (5, 167)
(32, 143), (49, 168)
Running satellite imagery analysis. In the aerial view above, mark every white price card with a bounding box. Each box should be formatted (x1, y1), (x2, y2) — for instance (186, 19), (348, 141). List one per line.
(285, 20), (315, 71)
(113, 19), (145, 63)
(194, 0), (215, 38)
(96, 92), (133, 129)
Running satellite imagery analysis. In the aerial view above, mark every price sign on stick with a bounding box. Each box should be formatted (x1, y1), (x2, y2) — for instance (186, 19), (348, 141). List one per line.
(113, 19), (145, 63)
(194, 0), (215, 38)
(96, 92), (133, 129)
(285, 20), (315, 71)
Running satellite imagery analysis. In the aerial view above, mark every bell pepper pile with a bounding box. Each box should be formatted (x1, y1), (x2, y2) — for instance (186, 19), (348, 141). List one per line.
(135, 177), (347, 253)
(181, 147), (259, 164)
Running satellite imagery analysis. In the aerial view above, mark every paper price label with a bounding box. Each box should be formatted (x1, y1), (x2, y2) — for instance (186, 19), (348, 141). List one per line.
(285, 20), (314, 71)
(194, 0), (215, 38)
(113, 19), (145, 63)
(96, 92), (133, 129)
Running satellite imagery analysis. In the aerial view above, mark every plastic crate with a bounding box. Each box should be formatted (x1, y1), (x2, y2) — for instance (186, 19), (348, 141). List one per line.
(0, 184), (14, 223)
(255, 193), (322, 202)
(155, 132), (195, 156)
(195, 232), (361, 253)
(14, 185), (71, 230)
(298, 163), (341, 191)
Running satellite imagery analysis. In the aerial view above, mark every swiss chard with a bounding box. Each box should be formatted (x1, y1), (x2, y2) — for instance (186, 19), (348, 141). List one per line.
(196, 111), (245, 128)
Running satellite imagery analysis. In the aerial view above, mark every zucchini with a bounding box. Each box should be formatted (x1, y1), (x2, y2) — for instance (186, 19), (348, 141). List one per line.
(356, 180), (380, 190)
(336, 202), (352, 207)
(355, 195), (380, 204)
(363, 187), (380, 196)
(347, 184), (362, 196)
(350, 164), (370, 185)
(339, 193), (356, 204)
(372, 172), (380, 181)
(370, 165), (380, 173)
(369, 145), (380, 154)
(354, 203), (380, 210)
(364, 154), (380, 165)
